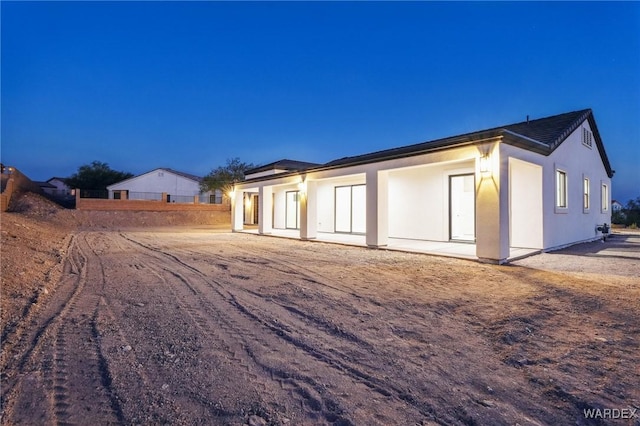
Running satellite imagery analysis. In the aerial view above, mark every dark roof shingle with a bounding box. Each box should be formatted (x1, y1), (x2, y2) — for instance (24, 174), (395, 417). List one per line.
(242, 109), (613, 183)
(245, 159), (320, 175)
(323, 108), (612, 177)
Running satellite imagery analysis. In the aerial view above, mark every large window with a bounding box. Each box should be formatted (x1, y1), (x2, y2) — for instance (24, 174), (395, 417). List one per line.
(583, 177), (590, 212)
(601, 183), (609, 212)
(556, 170), (568, 209)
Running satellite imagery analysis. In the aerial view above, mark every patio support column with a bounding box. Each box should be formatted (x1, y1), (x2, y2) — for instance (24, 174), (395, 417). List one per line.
(366, 170), (388, 248)
(259, 186), (273, 234)
(231, 190), (244, 231)
(476, 144), (510, 263)
(300, 180), (317, 240)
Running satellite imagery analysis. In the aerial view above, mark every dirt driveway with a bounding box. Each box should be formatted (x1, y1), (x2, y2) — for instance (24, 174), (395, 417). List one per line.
(1, 229), (639, 425)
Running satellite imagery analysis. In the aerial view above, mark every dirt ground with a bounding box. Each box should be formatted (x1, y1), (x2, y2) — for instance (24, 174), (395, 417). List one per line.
(1, 193), (639, 425)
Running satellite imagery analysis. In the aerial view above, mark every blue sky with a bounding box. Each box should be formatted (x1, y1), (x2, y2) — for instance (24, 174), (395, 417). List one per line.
(2, 1), (639, 202)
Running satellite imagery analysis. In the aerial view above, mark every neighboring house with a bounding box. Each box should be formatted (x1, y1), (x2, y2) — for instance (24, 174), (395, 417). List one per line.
(231, 109), (613, 264)
(611, 200), (623, 211)
(37, 181), (57, 194)
(44, 177), (72, 196)
(107, 168), (222, 203)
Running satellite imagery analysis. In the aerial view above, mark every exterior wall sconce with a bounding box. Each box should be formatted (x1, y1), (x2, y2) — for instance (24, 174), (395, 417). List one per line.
(479, 154), (491, 174)
(298, 179), (307, 194)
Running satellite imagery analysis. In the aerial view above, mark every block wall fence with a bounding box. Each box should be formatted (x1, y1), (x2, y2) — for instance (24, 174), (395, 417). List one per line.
(76, 191), (231, 212)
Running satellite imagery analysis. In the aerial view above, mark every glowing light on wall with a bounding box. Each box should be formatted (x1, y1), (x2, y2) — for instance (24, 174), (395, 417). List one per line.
(479, 154), (492, 175)
(298, 178), (307, 194)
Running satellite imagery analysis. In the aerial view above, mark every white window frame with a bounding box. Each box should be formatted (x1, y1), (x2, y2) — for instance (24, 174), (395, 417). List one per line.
(601, 182), (609, 213)
(583, 175), (590, 213)
(555, 168), (568, 213)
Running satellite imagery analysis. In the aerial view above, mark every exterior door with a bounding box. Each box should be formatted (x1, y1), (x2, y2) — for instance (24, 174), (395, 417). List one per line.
(252, 195), (259, 224)
(285, 191), (300, 229)
(450, 174), (475, 241)
(334, 185), (366, 234)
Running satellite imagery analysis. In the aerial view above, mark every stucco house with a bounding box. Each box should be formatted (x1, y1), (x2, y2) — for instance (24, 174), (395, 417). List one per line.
(43, 177), (72, 196)
(107, 168), (222, 203)
(231, 109), (613, 264)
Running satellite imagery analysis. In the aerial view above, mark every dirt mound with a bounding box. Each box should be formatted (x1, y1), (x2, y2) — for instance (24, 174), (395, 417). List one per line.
(8, 191), (65, 217)
(1, 207), (71, 346)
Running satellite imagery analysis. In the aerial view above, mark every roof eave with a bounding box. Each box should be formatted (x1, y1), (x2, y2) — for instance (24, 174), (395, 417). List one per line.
(586, 113), (614, 178)
(500, 130), (550, 155)
(240, 133), (504, 185)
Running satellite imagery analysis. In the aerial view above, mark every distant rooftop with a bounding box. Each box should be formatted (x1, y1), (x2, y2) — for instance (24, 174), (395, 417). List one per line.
(245, 159), (321, 176)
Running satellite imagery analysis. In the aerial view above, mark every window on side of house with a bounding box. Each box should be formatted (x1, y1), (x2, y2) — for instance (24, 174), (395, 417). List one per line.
(556, 170), (568, 209)
(601, 183), (609, 212)
(583, 177), (590, 212)
(582, 127), (593, 148)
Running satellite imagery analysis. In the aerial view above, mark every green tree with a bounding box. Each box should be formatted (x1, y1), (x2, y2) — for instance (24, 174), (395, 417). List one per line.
(200, 158), (254, 197)
(65, 161), (133, 190)
(623, 196), (640, 227)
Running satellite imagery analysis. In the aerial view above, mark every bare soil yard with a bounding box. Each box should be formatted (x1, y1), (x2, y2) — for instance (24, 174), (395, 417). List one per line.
(1, 193), (639, 425)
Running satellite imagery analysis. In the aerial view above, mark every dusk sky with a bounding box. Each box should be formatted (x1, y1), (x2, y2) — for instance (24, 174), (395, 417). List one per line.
(2, 2), (639, 202)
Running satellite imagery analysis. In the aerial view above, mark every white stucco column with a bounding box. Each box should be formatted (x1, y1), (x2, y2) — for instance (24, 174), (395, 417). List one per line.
(300, 180), (317, 240)
(258, 186), (273, 234)
(231, 190), (244, 231)
(366, 170), (389, 248)
(475, 145), (510, 263)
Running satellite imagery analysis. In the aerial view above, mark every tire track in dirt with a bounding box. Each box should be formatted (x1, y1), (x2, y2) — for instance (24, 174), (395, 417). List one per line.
(128, 233), (575, 425)
(0, 233), (73, 356)
(1, 233), (124, 425)
(115, 233), (352, 424)
(84, 232), (227, 424)
(119, 233), (437, 424)
(45, 233), (124, 425)
(0, 235), (85, 423)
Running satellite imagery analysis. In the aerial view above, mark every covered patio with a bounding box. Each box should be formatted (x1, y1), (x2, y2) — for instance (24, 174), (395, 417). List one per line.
(239, 228), (540, 262)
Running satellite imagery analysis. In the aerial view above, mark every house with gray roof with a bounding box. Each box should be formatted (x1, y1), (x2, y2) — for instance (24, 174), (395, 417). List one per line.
(107, 168), (222, 203)
(231, 109), (613, 263)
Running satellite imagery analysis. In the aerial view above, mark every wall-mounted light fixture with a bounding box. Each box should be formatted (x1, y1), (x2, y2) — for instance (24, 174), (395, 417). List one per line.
(479, 154), (491, 174)
(298, 177), (307, 194)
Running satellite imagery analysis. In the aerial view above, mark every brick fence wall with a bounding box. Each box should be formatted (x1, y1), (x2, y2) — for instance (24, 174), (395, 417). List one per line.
(1, 167), (43, 212)
(0, 178), (13, 212)
(76, 197), (231, 212)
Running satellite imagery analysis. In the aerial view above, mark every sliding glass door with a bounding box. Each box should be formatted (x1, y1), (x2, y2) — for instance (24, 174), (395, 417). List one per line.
(285, 191), (300, 229)
(335, 185), (366, 234)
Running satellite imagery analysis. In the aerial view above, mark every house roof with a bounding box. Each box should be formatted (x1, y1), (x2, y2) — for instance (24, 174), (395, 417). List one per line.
(245, 159), (321, 176)
(36, 181), (56, 188)
(321, 108), (613, 178)
(240, 109), (613, 185)
(159, 168), (202, 182)
(107, 168), (202, 189)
